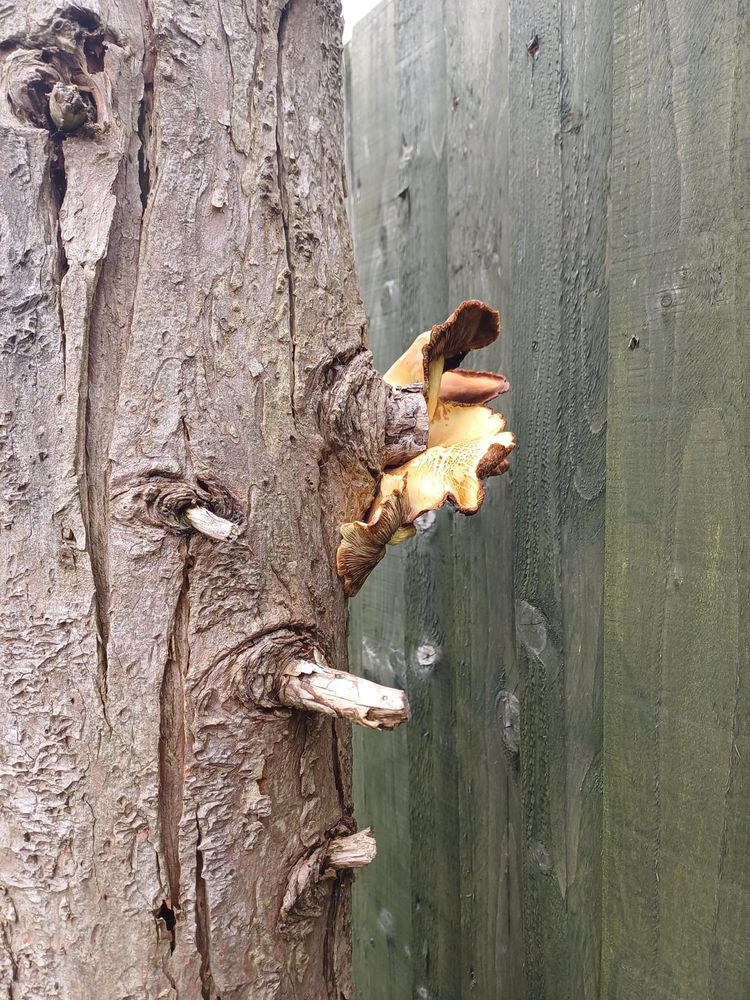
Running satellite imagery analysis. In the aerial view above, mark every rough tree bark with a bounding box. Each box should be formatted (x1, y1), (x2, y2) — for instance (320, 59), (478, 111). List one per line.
(0, 1), (417, 997)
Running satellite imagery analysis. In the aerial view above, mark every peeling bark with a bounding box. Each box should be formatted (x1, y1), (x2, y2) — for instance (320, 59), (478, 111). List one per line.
(0, 1), (399, 996)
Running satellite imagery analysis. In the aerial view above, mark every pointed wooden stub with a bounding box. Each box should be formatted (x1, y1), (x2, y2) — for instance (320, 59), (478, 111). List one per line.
(184, 505), (240, 540)
(278, 657), (410, 730)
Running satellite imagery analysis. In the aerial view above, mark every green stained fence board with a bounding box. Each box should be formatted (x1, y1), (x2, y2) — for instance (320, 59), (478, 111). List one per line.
(346, 0), (610, 996)
(394, 3), (463, 998)
(602, 1), (750, 998)
(506, 0), (611, 997)
(443, 1), (526, 997)
(344, 8), (413, 999)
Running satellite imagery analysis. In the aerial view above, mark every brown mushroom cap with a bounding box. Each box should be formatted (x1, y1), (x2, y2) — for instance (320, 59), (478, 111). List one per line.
(384, 300), (502, 419)
(337, 300), (513, 597)
(424, 299), (500, 377)
(438, 369), (509, 405)
(337, 493), (412, 597)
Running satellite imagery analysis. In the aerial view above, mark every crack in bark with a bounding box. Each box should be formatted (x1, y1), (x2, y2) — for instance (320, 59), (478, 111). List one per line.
(79, 5), (155, 731)
(80, 3), (155, 733)
(137, 0), (156, 213)
(83, 453), (111, 728)
(323, 878), (342, 998)
(323, 723), (348, 998)
(81, 795), (101, 893)
(215, 0), (245, 157)
(250, 0), (264, 122)
(275, 0), (297, 422)
(160, 940), (180, 999)
(47, 115), (114, 726)
(194, 811), (215, 1000)
(158, 542), (191, 949)
(137, 86), (153, 211)
(153, 884), (180, 997)
(0, 910), (19, 989)
(49, 138), (69, 380)
(80, 211), (110, 731)
(123, 0), (155, 388)
(329, 723), (346, 811)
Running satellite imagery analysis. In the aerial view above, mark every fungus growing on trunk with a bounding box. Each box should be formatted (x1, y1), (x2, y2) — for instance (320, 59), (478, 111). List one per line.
(337, 300), (515, 596)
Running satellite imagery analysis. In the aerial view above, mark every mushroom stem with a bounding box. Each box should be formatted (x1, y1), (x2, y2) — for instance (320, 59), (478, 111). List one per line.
(278, 657), (410, 730)
(326, 828), (377, 869)
(184, 506), (239, 540)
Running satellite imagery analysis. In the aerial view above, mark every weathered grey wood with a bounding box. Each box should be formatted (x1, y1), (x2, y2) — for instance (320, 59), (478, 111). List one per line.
(602, 2), (750, 998)
(392, 4), (468, 999)
(506, 0), (611, 995)
(0, 1), (401, 995)
(442, 1), (526, 996)
(346, 0), (611, 996)
(345, 6), (415, 999)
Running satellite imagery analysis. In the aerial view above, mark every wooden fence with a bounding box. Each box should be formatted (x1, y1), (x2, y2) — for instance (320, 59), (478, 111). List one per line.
(343, 1), (748, 998)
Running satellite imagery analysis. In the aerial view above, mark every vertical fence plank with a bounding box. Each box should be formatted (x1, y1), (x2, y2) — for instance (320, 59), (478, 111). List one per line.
(393, 4), (464, 998)
(603, 1), (750, 998)
(348, 0), (612, 995)
(345, 8), (414, 998)
(556, 5), (611, 999)
(443, 1), (526, 996)
(506, 0), (611, 995)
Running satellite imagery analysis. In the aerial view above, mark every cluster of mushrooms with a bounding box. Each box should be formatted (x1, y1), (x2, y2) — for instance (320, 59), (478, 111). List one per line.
(336, 300), (515, 596)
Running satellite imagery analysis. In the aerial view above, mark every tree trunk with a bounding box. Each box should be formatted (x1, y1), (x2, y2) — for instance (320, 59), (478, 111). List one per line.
(0, 2), (412, 996)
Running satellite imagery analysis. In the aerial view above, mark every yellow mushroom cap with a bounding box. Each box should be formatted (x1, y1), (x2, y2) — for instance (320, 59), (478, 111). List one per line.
(373, 404), (514, 523)
(382, 331), (430, 389)
(337, 403), (515, 597)
(337, 300), (514, 597)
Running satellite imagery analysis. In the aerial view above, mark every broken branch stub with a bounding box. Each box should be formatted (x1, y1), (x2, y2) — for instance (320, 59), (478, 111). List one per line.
(116, 470), (247, 540)
(326, 828), (377, 869)
(183, 506), (241, 541)
(278, 657), (410, 730)
(48, 81), (93, 132)
(279, 827), (377, 934)
(235, 630), (409, 732)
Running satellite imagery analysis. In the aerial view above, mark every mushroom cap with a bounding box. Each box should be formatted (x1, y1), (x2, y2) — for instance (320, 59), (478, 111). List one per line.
(382, 331), (430, 389)
(438, 369), (509, 405)
(375, 408), (515, 523)
(384, 299), (500, 385)
(428, 399), (507, 447)
(337, 493), (412, 596)
(337, 300), (514, 597)
(338, 403), (515, 596)
(425, 299), (500, 377)
(384, 300), (503, 419)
